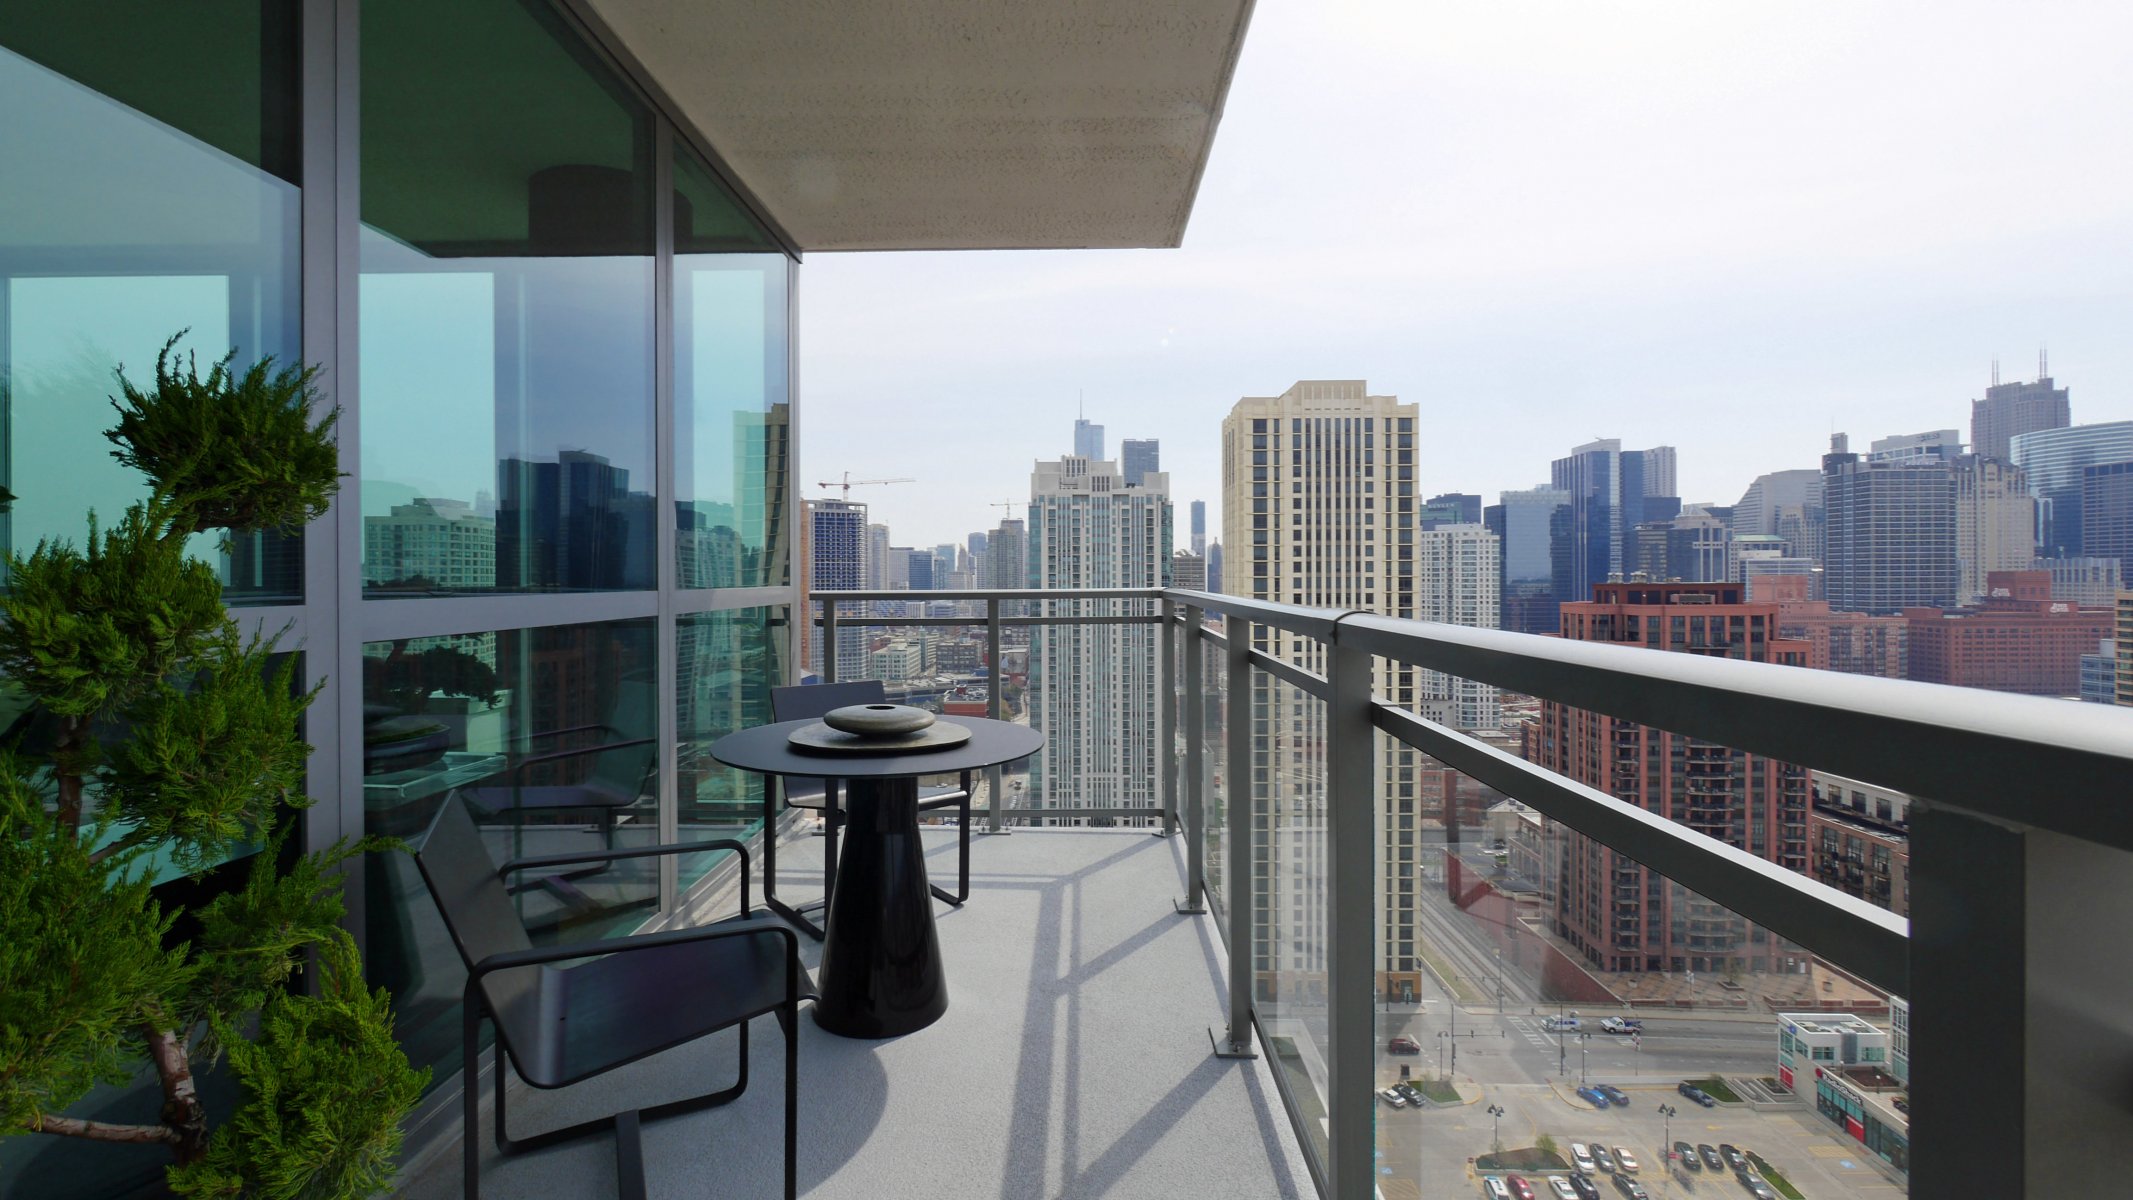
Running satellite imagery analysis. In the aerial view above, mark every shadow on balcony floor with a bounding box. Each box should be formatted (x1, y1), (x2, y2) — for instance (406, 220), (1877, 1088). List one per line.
(395, 828), (1313, 1199)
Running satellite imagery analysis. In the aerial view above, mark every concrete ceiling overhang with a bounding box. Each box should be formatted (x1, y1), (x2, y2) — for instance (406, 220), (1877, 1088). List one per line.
(577, 0), (1255, 253)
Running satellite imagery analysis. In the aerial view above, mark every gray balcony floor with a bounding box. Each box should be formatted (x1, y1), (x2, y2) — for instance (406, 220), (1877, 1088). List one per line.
(396, 828), (1313, 1200)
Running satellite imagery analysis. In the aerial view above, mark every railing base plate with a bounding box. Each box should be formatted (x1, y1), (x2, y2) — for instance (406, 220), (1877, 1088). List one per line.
(1208, 1026), (1259, 1060)
(1173, 897), (1208, 915)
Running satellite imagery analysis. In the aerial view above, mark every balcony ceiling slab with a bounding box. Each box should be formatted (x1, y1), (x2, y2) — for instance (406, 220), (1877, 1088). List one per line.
(579, 0), (1255, 251)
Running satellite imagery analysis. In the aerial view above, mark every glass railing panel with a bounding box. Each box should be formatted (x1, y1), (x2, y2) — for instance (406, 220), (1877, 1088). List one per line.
(1202, 631), (1230, 922)
(1370, 743), (1907, 1199)
(1257, 670), (1331, 1173)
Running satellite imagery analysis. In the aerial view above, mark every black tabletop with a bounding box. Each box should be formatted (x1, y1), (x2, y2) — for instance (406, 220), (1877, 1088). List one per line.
(709, 716), (1044, 779)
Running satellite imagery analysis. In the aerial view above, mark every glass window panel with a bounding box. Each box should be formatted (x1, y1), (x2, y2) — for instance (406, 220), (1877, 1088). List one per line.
(359, 0), (655, 596)
(362, 617), (657, 1093)
(674, 147), (789, 589)
(675, 605), (787, 887)
(0, 12), (301, 603)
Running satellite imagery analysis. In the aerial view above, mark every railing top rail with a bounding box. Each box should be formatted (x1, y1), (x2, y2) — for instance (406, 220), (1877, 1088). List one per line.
(1337, 610), (2133, 852)
(1164, 588), (1347, 640)
(814, 588), (1162, 602)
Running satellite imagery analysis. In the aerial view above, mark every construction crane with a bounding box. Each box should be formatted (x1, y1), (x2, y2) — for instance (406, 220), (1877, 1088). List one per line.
(987, 500), (1022, 519)
(816, 472), (914, 500)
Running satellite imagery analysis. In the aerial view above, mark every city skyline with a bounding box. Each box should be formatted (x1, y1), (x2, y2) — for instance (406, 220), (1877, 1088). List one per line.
(797, 0), (2133, 552)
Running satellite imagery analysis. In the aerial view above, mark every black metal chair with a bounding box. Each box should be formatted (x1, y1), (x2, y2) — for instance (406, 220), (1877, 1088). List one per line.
(412, 795), (807, 1200)
(761, 682), (973, 939)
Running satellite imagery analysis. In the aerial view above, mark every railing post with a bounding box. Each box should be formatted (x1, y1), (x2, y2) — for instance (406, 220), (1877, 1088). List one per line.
(986, 594), (1006, 834)
(1325, 622), (1376, 1200)
(1177, 605), (1207, 914)
(1157, 595), (1178, 838)
(1213, 610), (1257, 1059)
(822, 597), (838, 684)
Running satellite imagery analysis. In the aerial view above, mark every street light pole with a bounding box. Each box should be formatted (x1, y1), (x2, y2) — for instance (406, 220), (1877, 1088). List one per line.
(1658, 1103), (1677, 1168)
(1579, 1032), (1589, 1085)
(1487, 1103), (1506, 1153)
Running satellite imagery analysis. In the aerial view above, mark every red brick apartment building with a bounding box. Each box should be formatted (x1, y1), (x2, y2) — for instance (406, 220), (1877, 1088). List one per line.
(1904, 570), (2114, 695)
(1537, 583), (1813, 973)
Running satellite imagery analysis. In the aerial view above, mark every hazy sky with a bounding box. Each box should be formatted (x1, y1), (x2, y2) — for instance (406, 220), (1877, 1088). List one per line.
(798, 1), (2133, 551)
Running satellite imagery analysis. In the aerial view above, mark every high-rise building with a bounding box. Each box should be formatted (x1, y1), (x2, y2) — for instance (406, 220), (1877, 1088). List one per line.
(865, 524), (891, 589)
(1550, 440), (1682, 602)
(2118, 592), (2133, 706)
(1631, 510), (1732, 583)
(1972, 373), (2070, 463)
(1222, 380), (1421, 994)
(807, 499), (869, 678)
(1822, 438), (1957, 614)
(1206, 539), (1223, 594)
(905, 547), (933, 590)
(1760, 574), (1906, 678)
(1537, 582), (1811, 974)
(2011, 421), (2133, 556)
(364, 498), (497, 591)
(1487, 486), (1571, 635)
(1171, 549), (1207, 591)
(1189, 499), (1207, 556)
(2079, 461), (2133, 585)
(2080, 640), (2117, 705)
(1073, 416), (1105, 461)
(2036, 556), (2124, 608)
(1026, 455), (1171, 824)
(1867, 429), (1961, 465)
(1904, 570), (2114, 696)
(987, 518), (1027, 590)
(1120, 438), (1160, 486)
(1954, 455), (2036, 602)
(1416, 524), (1500, 731)
(1731, 469), (1822, 540)
(1809, 772), (1910, 916)
(1419, 492), (1482, 529)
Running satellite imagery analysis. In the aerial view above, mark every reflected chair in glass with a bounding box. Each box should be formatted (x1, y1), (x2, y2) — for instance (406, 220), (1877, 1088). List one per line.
(457, 731), (656, 925)
(413, 795), (808, 1200)
(761, 682), (973, 940)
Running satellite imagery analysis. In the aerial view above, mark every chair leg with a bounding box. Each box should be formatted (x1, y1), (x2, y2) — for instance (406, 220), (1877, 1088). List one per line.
(929, 792), (973, 907)
(784, 998), (799, 1200)
(463, 999), (484, 1200)
(765, 791), (828, 941)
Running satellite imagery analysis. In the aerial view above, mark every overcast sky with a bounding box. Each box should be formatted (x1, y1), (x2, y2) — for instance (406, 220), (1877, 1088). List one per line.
(797, 1), (2133, 552)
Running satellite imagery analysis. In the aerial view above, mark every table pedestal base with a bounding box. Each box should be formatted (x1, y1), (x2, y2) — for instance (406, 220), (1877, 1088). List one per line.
(812, 776), (948, 1037)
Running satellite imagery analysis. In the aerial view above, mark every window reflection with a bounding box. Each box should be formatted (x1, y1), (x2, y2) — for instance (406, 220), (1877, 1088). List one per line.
(359, 0), (656, 596)
(361, 618), (657, 1093)
(675, 606), (787, 886)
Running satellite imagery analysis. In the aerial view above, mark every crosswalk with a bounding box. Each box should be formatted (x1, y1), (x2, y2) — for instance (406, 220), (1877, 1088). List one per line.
(1504, 1014), (1557, 1049)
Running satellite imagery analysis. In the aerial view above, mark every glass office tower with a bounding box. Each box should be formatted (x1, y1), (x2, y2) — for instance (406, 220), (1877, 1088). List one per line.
(2, 4), (795, 1190)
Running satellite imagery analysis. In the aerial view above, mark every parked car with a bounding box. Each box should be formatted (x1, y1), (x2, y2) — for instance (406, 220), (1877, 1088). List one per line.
(1568, 1173), (1602, 1200)
(1596, 1084), (1629, 1106)
(1736, 1171), (1778, 1200)
(1719, 1144), (1746, 1172)
(1677, 1081), (1716, 1107)
(1577, 1086), (1612, 1109)
(1379, 1087), (1407, 1109)
(1549, 1176), (1581, 1200)
(1395, 1083), (1425, 1106)
(1571, 1143), (1597, 1174)
(1505, 1175), (1537, 1200)
(1543, 1015), (1582, 1031)
(1388, 1035), (1422, 1054)
(1673, 1141), (1699, 1170)
(1612, 1147), (1639, 1174)
(1592, 1146), (1616, 1174)
(1610, 1176), (1649, 1200)
(1481, 1176), (1511, 1200)
(1600, 1017), (1643, 1034)
(1698, 1144), (1724, 1172)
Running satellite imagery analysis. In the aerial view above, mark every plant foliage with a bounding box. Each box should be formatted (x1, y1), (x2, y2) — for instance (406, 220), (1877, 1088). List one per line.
(0, 335), (420, 1198)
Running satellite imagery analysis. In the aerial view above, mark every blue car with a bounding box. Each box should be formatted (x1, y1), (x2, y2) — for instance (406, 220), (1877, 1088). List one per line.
(1577, 1085), (1611, 1109)
(1596, 1084), (1630, 1106)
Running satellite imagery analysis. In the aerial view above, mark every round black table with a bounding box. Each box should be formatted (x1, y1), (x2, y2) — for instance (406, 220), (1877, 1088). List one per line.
(709, 716), (1043, 1038)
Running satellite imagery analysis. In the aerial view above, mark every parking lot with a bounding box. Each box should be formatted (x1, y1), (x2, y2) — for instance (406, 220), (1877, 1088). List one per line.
(1372, 1077), (1907, 1200)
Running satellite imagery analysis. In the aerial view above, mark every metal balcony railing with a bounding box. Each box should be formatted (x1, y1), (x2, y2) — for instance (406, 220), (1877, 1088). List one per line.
(812, 585), (2133, 1200)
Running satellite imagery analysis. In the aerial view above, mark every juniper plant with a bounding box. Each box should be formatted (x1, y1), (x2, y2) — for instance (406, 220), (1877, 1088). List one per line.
(0, 333), (424, 1196)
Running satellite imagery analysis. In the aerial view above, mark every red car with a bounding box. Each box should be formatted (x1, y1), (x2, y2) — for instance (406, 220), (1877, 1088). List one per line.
(1505, 1175), (1537, 1200)
(1387, 1035), (1421, 1054)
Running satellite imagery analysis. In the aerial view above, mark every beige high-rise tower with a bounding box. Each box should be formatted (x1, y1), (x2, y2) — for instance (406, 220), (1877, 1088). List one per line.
(1221, 380), (1423, 999)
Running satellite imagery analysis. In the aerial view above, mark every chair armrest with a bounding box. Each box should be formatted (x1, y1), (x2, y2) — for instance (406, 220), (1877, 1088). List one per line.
(505, 737), (656, 785)
(509, 723), (619, 750)
(468, 914), (799, 984)
(501, 837), (753, 914)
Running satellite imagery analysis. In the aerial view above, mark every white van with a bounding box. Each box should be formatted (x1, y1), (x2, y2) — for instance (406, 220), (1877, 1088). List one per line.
(1571, 1143), (1597, 1173)
(1481, 1177), (1512, 1200)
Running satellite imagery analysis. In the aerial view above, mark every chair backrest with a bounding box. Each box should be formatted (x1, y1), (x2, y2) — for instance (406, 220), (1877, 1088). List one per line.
(770, 681), (885, 804)
(413, 794), (536, 972)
